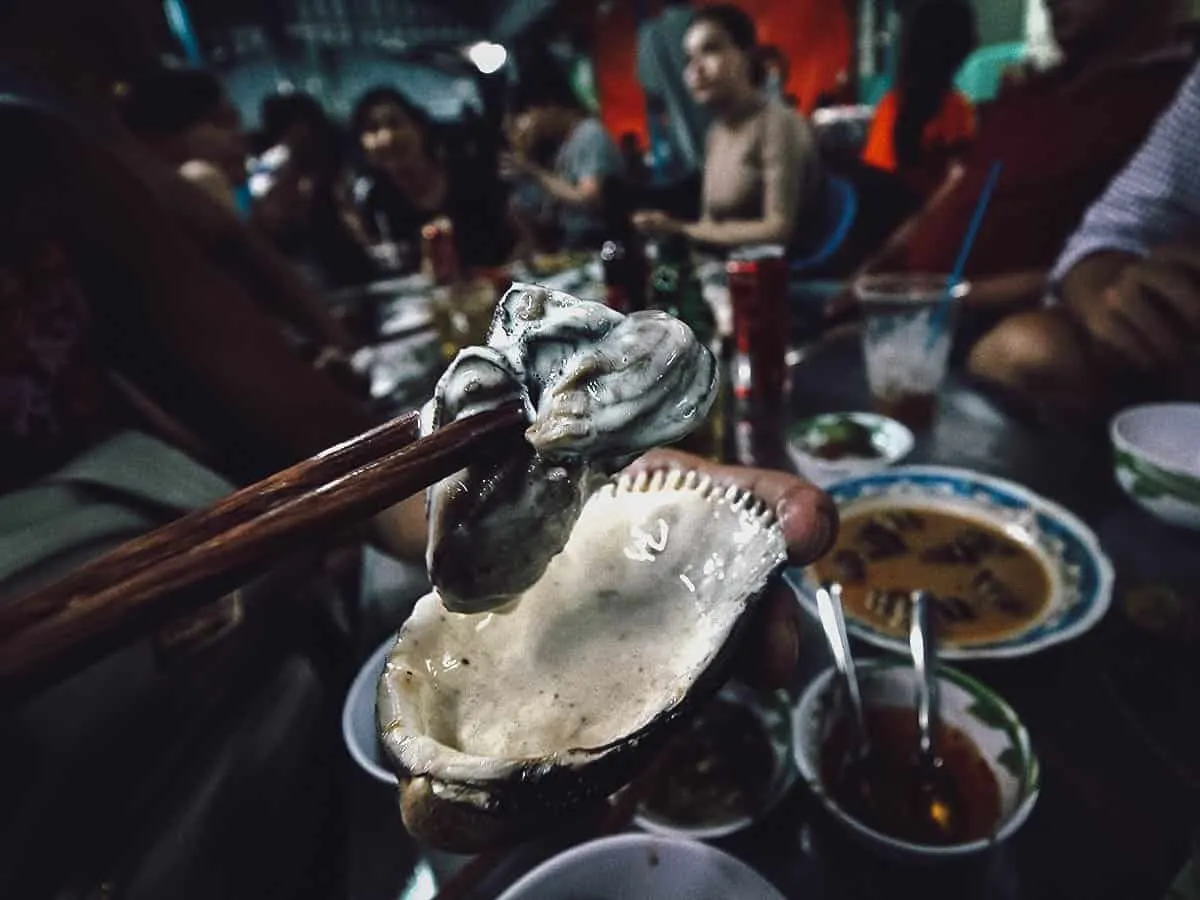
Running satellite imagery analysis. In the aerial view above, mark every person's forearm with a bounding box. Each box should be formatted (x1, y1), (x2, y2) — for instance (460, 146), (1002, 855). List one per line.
(864, 211), (924, 273)
(681, 217), (792, 248)
(530, 167), (597, 209)
(963, 270), (1049, 311)
(868, 164), (967, 274)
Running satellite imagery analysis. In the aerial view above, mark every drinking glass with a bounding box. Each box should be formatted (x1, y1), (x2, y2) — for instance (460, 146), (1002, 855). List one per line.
(854, 274), (969, 430)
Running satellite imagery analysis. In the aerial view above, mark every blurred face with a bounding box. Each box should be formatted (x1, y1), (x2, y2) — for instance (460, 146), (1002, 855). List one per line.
(506, 109), (539, 158)
(684, 19), (752, 108)
(178, 98), (248, 185)
(359, 100), (428, 177)
(506, 107), (570, 164)
(1045, 0), (1133, 58)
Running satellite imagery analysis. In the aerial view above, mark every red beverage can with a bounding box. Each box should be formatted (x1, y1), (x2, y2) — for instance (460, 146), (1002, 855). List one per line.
(422, 217), (460, 286)
(727, 245), (789, 414)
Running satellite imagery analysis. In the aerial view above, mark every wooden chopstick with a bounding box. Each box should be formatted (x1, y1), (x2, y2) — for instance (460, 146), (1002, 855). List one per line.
(0, 401), (528, 703)
(0, 411), (423, 641)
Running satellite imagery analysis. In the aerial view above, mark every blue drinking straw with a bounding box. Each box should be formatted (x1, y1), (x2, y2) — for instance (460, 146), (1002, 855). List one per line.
(926, 161), (1003, 351)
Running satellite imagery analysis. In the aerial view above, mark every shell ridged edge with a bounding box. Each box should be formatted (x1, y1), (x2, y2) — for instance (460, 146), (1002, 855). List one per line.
(607, 467), (778, 527)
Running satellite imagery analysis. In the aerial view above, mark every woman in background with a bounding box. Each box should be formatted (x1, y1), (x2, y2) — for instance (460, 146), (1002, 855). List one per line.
(349, 86), (511, 273)
(251, 90), (375, 289)
(632, 3), (824, 252)
(860, 0), (978, 195)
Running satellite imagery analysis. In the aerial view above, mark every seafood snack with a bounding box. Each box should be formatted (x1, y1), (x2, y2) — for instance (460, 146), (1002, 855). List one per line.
(378, 284), (787, 851)
(422, 283), (719, 614)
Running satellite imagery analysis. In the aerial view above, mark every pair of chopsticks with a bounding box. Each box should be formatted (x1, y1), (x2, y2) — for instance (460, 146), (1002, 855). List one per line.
(0, 401), (528, 704)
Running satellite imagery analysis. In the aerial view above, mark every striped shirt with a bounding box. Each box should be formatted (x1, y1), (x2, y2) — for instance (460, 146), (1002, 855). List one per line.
(1052, 61), (1200, 282)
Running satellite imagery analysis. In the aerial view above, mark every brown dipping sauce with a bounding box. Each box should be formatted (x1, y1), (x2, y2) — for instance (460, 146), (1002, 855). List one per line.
(641, 697), (777, 827)
(820, 706), (1001, 845)
(811, 507), (1052, 646)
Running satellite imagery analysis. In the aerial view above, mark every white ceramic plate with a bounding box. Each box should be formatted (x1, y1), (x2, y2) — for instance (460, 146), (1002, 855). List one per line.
(495, 833), (785, 900)
(342, 636), (398, 785)
(797, 466), (1114, 660)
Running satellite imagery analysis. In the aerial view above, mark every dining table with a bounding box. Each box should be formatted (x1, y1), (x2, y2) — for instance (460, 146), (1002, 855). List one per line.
(337, 273), (1200, 900)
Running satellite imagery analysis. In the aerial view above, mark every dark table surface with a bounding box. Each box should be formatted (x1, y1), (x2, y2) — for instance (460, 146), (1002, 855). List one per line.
(771, 335), (1200, 900)
(344, 314), (1200, 900)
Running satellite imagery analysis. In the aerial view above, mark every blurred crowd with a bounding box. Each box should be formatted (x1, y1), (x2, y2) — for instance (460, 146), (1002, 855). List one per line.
(0, 0), (1197, 546)
(0, 0), (1196, 531)
(2, 0), (1200, 894)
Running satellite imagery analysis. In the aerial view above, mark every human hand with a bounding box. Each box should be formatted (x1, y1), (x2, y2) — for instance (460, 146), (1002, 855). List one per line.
(632, 210), (684, 238)
(624, 449), (838, 690)
(1078, 244), (1200, 372)
(499, 150), (533, 182)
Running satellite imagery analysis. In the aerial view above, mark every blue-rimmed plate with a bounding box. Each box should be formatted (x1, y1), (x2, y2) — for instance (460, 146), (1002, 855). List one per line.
(796, 466), (1114, 660)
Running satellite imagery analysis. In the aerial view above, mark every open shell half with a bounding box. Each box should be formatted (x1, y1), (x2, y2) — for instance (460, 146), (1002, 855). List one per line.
(377, 468), (788, 851)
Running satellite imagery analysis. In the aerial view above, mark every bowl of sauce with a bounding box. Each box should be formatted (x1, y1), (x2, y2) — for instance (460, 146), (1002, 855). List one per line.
(635, 683), (795, 839)
(810, 506), (1054, 649)
(797, 467), (1115, 660)
(786, 413), (914, 488)
(791, 659), (1039, 861)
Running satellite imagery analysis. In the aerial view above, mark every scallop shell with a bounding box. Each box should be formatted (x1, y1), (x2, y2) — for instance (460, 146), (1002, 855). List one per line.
(377, 468), (787, 832)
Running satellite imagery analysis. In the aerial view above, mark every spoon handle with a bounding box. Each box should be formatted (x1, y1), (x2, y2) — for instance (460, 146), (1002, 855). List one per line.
(910, 590), (940, 762)
(817, 582), (869, 751)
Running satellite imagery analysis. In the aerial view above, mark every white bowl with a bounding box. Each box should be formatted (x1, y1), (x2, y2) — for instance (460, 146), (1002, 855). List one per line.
(786, 412), (914, 488)
(1111, 403), (1200, 530)
(495, 833), (785, 900)
(341, 637), (398, 785)
(792, 659), (1040, 863)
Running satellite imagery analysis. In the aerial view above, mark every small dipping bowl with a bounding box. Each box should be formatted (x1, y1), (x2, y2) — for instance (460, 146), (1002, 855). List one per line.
(792, 659), (1039, 862)
(634, 682), (796, 840)
(1111, 403), (1200, 531)
(786, 412), (915, 488)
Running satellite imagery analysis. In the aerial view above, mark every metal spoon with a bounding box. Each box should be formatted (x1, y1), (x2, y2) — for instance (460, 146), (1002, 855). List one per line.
(909, 589), (962, 842)
(816, 582), (874, 806)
